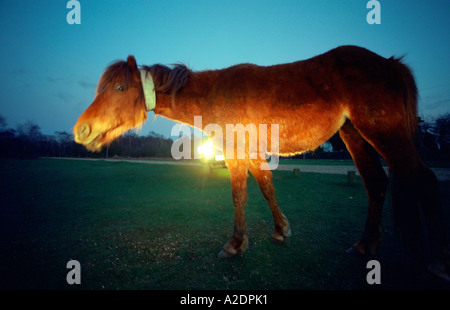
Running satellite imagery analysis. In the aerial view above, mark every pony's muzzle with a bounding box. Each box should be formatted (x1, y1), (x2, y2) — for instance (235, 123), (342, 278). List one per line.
(73, 122), (103, 151)
(75, 123), (91, 143)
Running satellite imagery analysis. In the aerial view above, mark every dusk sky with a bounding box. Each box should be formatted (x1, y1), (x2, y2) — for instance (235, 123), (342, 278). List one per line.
(0, 0), (449, 138)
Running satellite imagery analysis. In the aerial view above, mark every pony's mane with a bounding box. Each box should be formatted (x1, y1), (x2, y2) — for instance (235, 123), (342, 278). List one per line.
(141, 63), (193, 95)
(95, 60), (193, 108)
(96, 60), (137, 96)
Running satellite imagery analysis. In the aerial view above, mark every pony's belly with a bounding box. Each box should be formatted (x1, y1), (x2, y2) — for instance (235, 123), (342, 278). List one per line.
(276, 113), (348, 155)
(277, 135), (322, 155)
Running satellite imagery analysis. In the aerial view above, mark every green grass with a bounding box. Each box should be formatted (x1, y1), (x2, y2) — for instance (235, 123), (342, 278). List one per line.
(0, 158), (448, 290)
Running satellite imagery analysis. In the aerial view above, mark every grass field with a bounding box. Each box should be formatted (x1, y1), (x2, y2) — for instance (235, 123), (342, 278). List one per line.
(0, 158), (449, 290)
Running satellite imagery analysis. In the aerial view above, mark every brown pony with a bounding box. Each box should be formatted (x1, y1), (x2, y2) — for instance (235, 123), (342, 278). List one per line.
(73, 46), (448, 275)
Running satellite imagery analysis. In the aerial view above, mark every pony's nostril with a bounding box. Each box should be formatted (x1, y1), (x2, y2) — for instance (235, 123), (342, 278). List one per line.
(78, 123), (91, 140)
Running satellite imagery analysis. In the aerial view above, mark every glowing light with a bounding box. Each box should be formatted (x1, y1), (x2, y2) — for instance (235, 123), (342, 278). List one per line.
(215, 154), (225, 161)
(198, 139), (214, 159)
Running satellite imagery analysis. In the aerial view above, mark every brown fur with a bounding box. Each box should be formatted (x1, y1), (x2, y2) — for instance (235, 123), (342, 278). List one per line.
(141, 63), (192, 94)
(73, 46), (447, 263)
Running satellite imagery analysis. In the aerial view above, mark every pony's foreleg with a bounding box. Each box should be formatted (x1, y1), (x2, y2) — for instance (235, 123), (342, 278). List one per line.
(218, 159), (250, 258)
(339, 121), (388, 255)
(249, 159), (291, 243)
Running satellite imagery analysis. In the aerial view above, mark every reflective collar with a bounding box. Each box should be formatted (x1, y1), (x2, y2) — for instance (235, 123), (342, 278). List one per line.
(140, 69), (156, 111)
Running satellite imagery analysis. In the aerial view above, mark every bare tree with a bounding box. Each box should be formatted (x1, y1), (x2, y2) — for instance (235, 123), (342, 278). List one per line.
(55, 131), (73, 157)
(16, 120), (43, 141)
(435, 113), (450, 146)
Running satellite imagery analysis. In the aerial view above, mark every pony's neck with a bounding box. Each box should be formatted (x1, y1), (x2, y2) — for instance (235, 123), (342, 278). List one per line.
(153, 70), (219, 127)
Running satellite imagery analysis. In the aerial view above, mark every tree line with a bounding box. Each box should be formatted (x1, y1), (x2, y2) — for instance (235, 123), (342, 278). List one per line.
(0, 113), (449, 161)
(0, 116), (173, 159)
(416, 113), (450, 161)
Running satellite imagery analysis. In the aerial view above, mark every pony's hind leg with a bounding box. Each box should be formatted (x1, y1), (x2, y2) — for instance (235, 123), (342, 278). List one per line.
(351, 118), (448, 273)
(386, 149), (447, 259)
(339, 121), (388, 255)
(249, 159), (291, 243)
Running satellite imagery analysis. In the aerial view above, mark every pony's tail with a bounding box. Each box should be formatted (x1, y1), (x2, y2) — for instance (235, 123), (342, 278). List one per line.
(392, 56), (419, 142)
(389, 57), (420, 228)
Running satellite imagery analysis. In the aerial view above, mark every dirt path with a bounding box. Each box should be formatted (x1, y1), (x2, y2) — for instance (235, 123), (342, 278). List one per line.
(48, 157), (450, 181)
(276, 164), (450, 181)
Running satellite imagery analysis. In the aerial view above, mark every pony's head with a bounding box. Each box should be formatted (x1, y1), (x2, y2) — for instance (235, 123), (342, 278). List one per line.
(73, 56), (150, 151)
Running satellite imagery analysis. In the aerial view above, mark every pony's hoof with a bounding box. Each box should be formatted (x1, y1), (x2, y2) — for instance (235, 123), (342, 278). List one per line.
(271, 222), (291, 244)
(428, 256), (450, 282)
(219, 235), (248, 258)
(271, 238), (283, 245)
(346, 240), (379, 256)
(271, 234), (286, 244)
(218, 249), (234, 258)
(346, 246), (363, 256)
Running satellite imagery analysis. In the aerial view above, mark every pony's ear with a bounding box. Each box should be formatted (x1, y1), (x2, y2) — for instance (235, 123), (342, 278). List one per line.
(127, 55), (140, 82)
(127, 55), (138, 71)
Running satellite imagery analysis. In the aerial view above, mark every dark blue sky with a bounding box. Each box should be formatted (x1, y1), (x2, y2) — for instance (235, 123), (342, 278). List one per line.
(0, 0), (449, 137)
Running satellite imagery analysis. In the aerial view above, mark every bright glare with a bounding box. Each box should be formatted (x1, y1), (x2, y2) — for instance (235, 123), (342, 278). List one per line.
(198, 139), (214, 159)
(215, 154), (225, 161)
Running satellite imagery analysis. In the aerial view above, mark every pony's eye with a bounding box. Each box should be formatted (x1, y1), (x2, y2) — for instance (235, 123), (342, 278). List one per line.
(115, 84), (124, 92)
